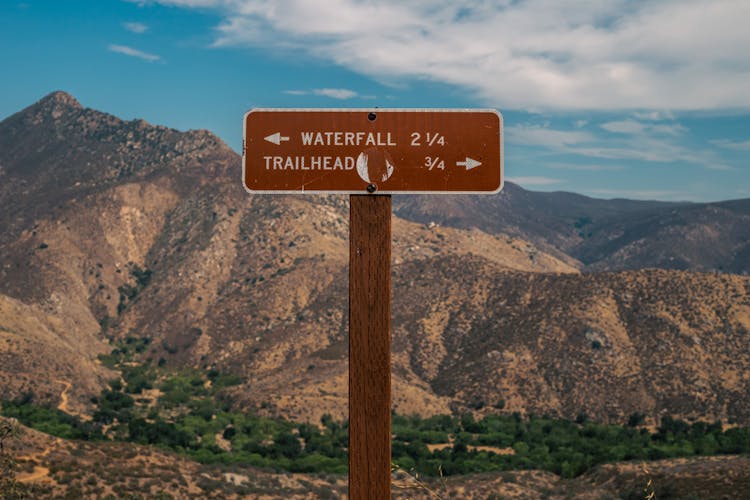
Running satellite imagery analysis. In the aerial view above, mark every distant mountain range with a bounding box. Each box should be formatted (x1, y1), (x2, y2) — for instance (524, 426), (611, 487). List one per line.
(1, 92), (749, 432)
(394, 186), (750, 274)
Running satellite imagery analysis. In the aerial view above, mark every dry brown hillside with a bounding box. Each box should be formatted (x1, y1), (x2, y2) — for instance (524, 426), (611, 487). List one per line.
(1, 92), (748, 431)
(215, 256), (750, 425)
(393, 259), (750, 424)
(0, 91), (236, 411)
(0, 92), (576, 419)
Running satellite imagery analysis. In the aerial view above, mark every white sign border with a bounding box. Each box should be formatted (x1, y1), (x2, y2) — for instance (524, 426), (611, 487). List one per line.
(242, 108), (503, 195)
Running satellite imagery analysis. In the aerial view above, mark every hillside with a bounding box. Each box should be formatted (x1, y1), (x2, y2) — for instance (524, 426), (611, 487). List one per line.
(393, 258), (750, 424)
(0, 92), (573, 418)
(573, 198), (750, 273)
(2, 416), (348, 498)
(394, 189), (750, 274)
(210, 255), (750, 425)
(0, 92), (748, 427)
(4, 416), (750, 499)
(394, 185), (680, 248)
(0, 93), (750, 422)
(2, 91), (750, 496)
(0, 92), (237, 413)
(0, 91), (234, 243)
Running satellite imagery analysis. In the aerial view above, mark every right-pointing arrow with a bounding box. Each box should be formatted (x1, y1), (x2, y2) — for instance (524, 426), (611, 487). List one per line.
(264, 132), (290, 145)
(456, 157), (481, 170)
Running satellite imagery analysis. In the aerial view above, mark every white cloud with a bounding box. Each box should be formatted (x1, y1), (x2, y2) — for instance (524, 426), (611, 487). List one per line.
(506, 125), (592, 148)
(649, 123), (688, 136)
(313, 88), (358, 99)
(123, 22), (149, 33)
(600, 119), (687, 136)
(283, 88), (359, 99)
(108, 44), (161, 62)
(600, 120), (645, 134)
(711, 139), (750, 151)
(633, 111), (675, 121)
(704, 163), (735, 171)
(510, 120), (730, 171)
(147, 0), (750, 111)
(506, 176), (563, 186)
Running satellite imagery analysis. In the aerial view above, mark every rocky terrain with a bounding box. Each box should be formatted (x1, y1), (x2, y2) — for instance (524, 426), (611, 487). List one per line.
(394, 188), (750, 274)
(393, 260), (750, 424)
(1, 92), (749, 424)
(0, 92), (576, 421)
(1, 92), (750, 495)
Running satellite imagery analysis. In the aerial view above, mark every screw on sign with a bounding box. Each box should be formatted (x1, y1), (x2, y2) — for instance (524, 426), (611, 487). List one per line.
(243, 109), (503, 499)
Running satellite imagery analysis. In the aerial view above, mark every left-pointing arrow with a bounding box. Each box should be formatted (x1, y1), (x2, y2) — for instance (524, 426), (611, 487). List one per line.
(264, 132), (290, 145)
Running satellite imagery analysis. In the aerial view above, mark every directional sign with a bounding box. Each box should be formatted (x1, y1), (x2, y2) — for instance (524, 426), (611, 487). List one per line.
(243, 109), (503, 194)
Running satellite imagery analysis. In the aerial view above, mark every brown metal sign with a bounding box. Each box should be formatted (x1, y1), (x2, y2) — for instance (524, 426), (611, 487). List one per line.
(243, 109), (502, 194)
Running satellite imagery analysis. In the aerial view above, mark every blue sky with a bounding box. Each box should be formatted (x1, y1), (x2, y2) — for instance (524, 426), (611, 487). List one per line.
(1, 0), (749, 202)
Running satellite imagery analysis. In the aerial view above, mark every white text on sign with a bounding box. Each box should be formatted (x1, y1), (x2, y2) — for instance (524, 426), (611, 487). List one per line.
(264, 156), (355, 170)
(300, 132), (396, 147)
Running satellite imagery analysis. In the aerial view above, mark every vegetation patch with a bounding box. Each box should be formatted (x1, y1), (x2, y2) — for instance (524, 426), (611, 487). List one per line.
(4, 340), (750, 479)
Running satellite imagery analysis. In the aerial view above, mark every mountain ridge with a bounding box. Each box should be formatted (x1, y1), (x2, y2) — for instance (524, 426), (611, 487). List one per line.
(0, 91), (748, 428)
(0, 91), (235, 244)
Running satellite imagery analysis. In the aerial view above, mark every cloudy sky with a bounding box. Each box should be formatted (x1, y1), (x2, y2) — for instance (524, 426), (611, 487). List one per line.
(1, 0), (749, 201)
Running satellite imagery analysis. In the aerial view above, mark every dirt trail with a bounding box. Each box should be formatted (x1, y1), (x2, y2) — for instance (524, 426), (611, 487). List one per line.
(17, 446), (53, 483)
(54, 378), (92, 421)
(55, 379), (72, 413)
(13, 380), (74, 483)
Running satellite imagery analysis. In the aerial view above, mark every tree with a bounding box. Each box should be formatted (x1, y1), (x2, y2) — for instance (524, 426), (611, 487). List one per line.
(272, 431), (302, 458)
(627, 412), (646, 427)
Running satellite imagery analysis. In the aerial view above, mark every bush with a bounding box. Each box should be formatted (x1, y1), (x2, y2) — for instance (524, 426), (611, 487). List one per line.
(627, 412), (646, 427)
(272, 431), (302, 458)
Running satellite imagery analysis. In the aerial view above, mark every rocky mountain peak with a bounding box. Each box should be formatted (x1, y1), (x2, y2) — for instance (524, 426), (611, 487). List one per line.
(2, 91), (85, 131)
(22, 91), (84, 122)
(38, 90), (83, 109)
(0, 91), (238, 243)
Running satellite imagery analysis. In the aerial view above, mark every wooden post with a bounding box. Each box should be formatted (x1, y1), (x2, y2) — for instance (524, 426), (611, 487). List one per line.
(349, 194), (392, 500)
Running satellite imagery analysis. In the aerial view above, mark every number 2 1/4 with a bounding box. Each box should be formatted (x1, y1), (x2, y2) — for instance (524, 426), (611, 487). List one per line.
(411, 132), (446, 147)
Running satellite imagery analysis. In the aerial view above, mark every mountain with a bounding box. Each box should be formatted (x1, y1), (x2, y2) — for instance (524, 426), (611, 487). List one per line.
(0, 91), (236, 413)
(572, 198), (750, 273)
(0, 91), (748, 428)
(0, 92), (572, 419)
(393, 184), (679, 247)
(2, 91), (750, 496)
(394, 188), (750, 274)
(393, 257), (750, 424)
(0, 91), (233, 244)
